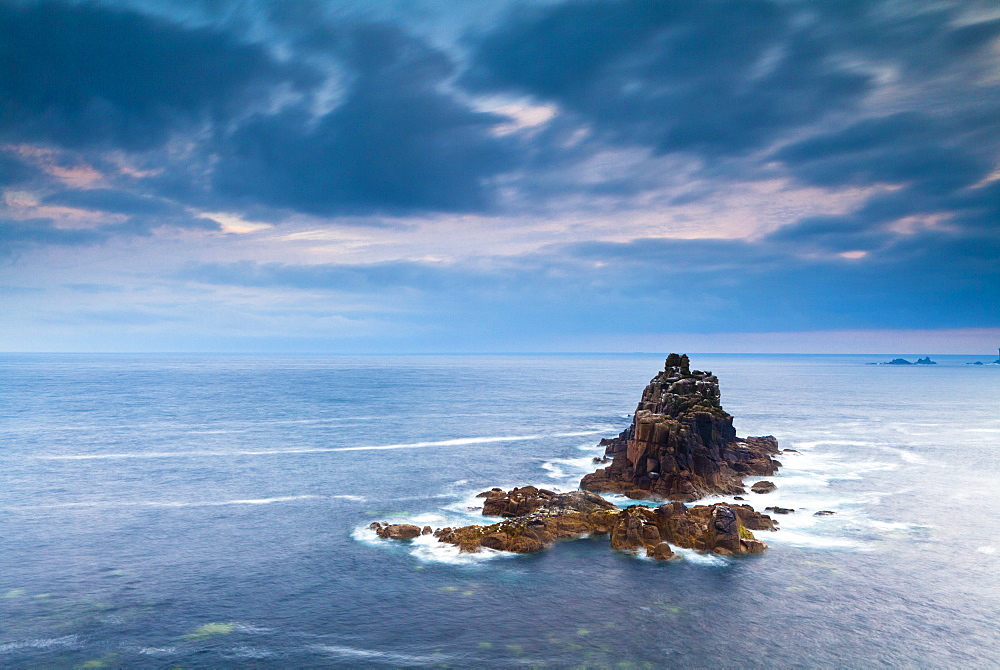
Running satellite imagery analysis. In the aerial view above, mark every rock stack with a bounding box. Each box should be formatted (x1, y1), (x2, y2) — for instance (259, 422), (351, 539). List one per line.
(581, 354), (780, 501)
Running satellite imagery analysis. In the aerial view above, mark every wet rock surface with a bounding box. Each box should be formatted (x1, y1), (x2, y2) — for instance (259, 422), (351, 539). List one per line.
(479, 486), (617, 517)
(370, 522), (422, 540)
(376, 487), (774, 559)
(581, 354), (781, 501)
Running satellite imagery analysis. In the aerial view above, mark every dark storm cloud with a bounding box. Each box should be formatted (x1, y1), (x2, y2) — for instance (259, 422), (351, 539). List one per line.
(774, 113), (992, 192)
(2, 0), (997, 341)
(464, 1), (873, 157)
(770, 107), (1000, 252)
(211, 23), (515, 215)
(0, 1), (314, 150)
(0, 1), (516, 216)
(5, 0), (996, 223)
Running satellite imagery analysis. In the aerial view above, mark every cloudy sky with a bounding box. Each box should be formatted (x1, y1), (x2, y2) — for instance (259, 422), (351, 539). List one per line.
(1, 0), (998, 353)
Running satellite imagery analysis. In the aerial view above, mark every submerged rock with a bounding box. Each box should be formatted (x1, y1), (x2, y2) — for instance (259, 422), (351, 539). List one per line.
(814, 510), (836, 516)
(751, 481), (777, 494)
(580, 354), (780, 502)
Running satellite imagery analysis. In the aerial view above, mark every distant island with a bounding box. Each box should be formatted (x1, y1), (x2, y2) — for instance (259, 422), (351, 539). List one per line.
(374, 354), (792, 560)
(880, 357), (936, 365)
(967, 348), (1000, 365)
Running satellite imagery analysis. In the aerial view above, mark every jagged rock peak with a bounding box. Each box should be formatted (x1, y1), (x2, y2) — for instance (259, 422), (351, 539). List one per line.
(639, 354), (727, 420)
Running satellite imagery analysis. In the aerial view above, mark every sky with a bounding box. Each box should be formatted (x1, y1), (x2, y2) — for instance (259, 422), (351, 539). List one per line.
(1, 0), (998, 353)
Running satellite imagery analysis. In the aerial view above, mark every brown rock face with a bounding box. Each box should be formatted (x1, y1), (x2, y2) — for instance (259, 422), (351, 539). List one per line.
(581, 354), (780, 501)
(480, 487), (618, 518)
(480, 485), (557, 517)
(380, 488), (772, 560)
(370, 522), (422, 540)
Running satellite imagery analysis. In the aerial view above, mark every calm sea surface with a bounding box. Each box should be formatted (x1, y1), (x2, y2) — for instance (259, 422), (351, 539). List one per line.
(2, 354), (999, 668)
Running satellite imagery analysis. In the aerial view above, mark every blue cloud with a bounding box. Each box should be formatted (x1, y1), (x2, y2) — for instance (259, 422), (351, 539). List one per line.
(0, 1), (314, 150)
(212, 23), (516, 215)
(0, 217), (105, 257)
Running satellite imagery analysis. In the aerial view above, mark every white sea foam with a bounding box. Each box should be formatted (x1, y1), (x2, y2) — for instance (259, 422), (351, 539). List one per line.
(4, 494), (355, 511)
(34, 431), (609, 461)
(877, 446), (927, 464)
(0, 635), (80, 654)
(221, 645), (276, 659)
(671, 546), (730, 566)
(541, 456), (599, 481)
(352, 524), (515, 565)
(409, 513), (449, 524)
(313, 643), (451, 664)
(763, 529), (865, 550)
(409, 533), (514, 565)
(788, 439), (880, 450)
(124, 644), (177, 656)
(976, 546), (996, 554)
(863, 520), (931, 532)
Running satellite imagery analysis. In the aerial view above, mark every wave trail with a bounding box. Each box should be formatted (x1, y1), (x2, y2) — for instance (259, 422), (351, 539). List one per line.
(2, 494), (359, 511)
(312, 643), (452, 664)
(33, 430), (609, 461)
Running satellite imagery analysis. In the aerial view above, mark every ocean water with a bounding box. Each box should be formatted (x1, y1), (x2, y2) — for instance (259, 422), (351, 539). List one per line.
(2, 353), (999, 669)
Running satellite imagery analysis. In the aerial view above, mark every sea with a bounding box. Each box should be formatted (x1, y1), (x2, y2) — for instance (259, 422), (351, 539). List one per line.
(2, 353), (999, 669)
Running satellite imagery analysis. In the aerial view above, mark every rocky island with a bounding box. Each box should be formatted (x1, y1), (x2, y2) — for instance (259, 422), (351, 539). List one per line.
(372, 354), (784, 560)
(880, 357), (937, 365)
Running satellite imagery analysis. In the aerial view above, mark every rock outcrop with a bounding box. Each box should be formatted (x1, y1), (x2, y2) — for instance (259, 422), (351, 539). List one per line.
(580, 354), (780, 501)
(375, 487), (774, 559)
(370, 523), (422, 540)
